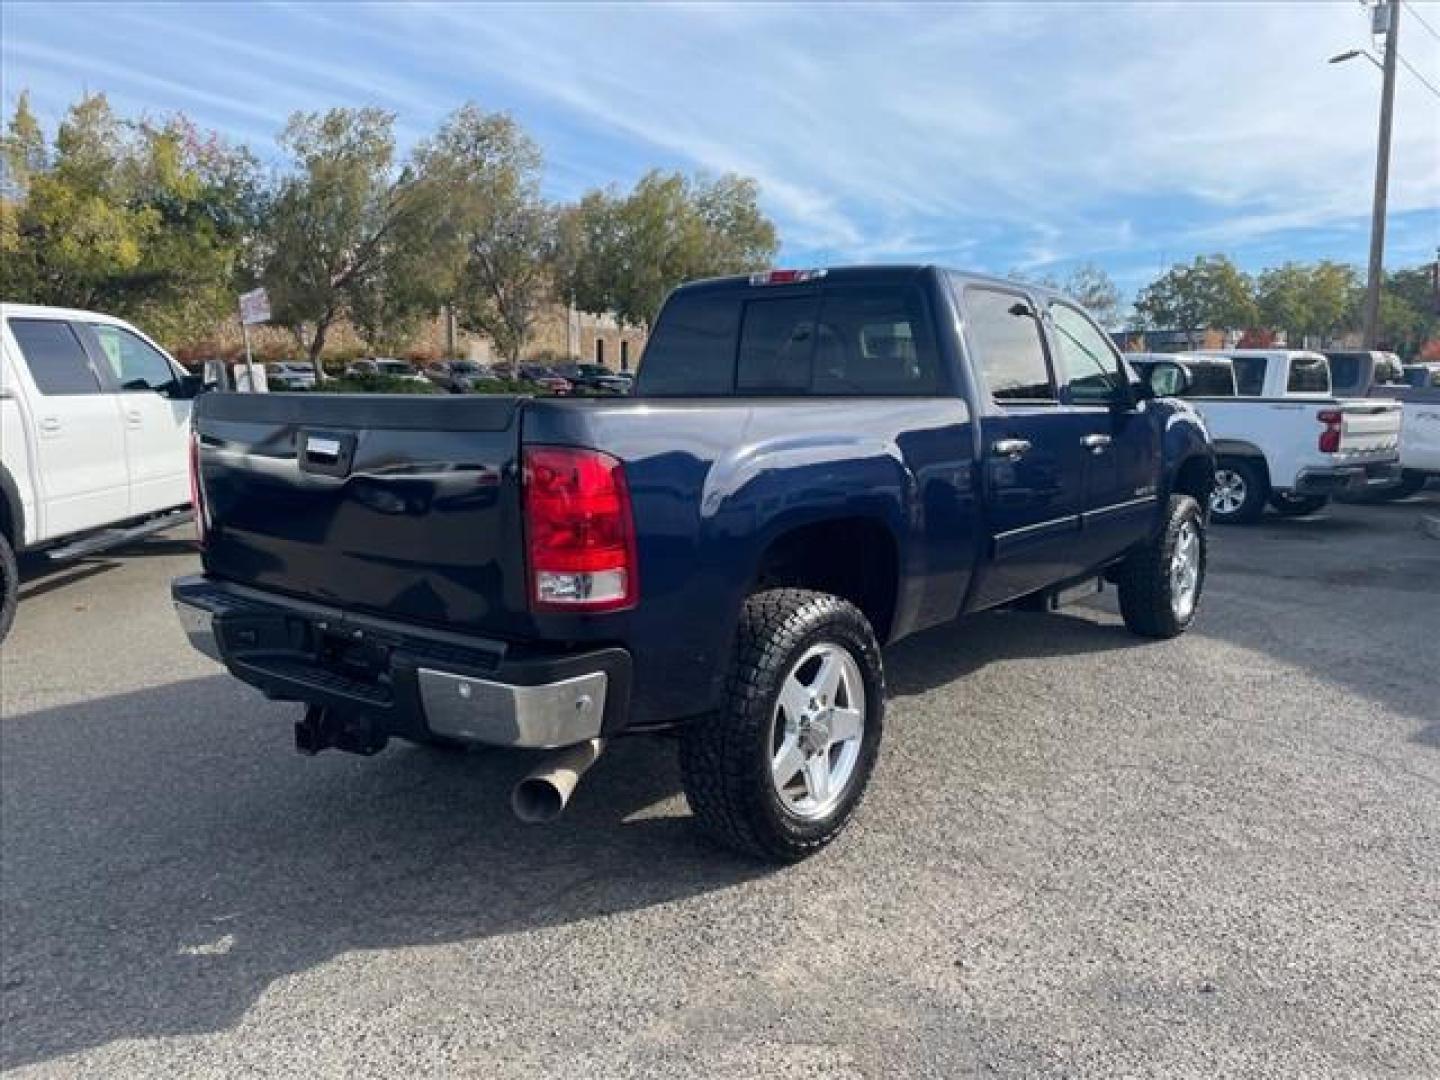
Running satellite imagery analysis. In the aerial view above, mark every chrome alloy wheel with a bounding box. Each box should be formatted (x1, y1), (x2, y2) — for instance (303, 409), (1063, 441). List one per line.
(1170, 519), (1201, 620)
(769, 643), (866, 820)
(1211, 469), (1246, 516)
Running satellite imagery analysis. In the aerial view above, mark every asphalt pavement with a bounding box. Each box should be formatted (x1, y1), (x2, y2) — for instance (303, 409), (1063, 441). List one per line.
(2, 492), (1437, 1078)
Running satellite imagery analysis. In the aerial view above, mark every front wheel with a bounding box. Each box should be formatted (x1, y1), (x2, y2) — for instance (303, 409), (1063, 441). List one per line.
(0, 531), (16, 645)
(1269, 492), (1328, 516)
(1116, 494), (1206, 639)
(680, 589), (883, 863)
(1210, 458), (1268, 524)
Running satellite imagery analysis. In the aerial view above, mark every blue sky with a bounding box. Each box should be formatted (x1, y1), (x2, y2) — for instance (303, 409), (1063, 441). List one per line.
(2, 1), (1437, 301)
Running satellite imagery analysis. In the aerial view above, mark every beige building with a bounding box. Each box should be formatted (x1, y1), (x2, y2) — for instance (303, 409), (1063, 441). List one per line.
(182, 302), (646, 373)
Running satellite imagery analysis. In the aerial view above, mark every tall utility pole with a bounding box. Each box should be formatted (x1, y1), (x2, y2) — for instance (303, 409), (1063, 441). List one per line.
(1362, 0), (1401, 348)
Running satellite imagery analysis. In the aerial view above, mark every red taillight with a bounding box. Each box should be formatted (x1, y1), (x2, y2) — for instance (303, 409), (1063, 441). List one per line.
(188, 430), (208, 549)
(523, 446), (637, 612)
(1318, 409), (1342, 453)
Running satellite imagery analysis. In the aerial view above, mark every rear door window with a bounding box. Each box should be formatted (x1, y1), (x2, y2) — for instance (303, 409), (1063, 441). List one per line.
(7, 318), (106, 396)
(963, 288), (1054, 401)
(1287, 356), (1330, 394)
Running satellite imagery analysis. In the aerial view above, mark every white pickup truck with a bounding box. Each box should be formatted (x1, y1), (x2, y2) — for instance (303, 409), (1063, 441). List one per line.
(1369, 385), (1440, 499)
(1129, 350), (1402, 523)
(0, 303), (204, 642)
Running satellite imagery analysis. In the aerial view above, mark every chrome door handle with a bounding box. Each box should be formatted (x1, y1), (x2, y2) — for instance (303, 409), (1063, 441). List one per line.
(992, 438), (1032, 460)
(1081, 434), (1112, 452)
(39, 416), (61, 433)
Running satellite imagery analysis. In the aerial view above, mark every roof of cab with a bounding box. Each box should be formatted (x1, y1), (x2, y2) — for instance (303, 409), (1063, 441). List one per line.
(672, 265), (1060, 298)
(0, 301), (137, 327)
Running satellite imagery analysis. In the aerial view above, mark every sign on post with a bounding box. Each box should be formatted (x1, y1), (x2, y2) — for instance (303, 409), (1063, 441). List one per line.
(239, 287), (271, 326)
(237, 288), (270, 393)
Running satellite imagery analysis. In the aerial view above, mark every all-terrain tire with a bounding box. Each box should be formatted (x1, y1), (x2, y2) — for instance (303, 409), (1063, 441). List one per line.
(1116, 494), (1206, 639)
(680, 589), (884, 863)
(0, 531), (17, 645)
(1210, 457), (1269, 524)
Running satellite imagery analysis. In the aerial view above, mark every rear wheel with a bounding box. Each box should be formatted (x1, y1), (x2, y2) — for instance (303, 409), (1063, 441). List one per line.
(1116, 494), (1206, 639)
(1210, 458), (1268, 524)
(680, 589), (883, 863)
(0, 532), (16, 645)
(1269, 492), (1328, 516)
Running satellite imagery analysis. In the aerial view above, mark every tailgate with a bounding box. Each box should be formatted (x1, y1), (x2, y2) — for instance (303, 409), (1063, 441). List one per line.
(194, 392), (529, 635)
(1338, 400), (1401, 455)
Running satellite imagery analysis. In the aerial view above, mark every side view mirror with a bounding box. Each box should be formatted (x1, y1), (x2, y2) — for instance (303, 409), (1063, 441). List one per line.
(1144, 361), (1193, 398)
(168, 374), (209, 400)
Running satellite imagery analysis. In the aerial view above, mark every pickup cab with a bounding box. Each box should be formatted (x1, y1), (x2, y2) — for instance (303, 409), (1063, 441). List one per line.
(173, 267), (1215, 861)
(1, 303), (204, 642)
(1133, 349), (1401, 523)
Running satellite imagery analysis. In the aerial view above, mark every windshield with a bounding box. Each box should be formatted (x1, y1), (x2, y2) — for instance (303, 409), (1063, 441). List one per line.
(377, 361), (412, 375)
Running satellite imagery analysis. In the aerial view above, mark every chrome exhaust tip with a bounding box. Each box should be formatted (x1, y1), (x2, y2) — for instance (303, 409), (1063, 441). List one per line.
(511, 738), (606, 823)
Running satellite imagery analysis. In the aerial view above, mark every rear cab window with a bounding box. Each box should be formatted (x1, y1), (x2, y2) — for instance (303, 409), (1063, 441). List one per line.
(637, 277), (943, 397)
(7, 318), (106, 396)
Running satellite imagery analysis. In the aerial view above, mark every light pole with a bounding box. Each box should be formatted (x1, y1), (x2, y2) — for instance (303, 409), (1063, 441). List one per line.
(1329, 0), (1401, 349)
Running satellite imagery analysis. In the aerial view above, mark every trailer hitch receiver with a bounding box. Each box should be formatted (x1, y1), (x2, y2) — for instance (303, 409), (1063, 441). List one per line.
(294, 705), (389, 756)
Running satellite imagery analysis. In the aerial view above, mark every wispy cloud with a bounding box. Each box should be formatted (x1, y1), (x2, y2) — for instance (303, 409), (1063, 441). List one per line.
(2, 0), (1436, 284)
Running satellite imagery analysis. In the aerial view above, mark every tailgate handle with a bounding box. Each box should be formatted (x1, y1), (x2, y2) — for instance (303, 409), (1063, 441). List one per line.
(299, 431), (356, 476)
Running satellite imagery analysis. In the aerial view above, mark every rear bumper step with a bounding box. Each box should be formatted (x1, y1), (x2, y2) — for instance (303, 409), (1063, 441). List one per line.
(172, 576), (630, 749)
(1293, 460), (1401, 495)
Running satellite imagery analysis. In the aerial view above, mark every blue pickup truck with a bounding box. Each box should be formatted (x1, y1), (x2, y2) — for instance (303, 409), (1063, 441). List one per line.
(174, 267), (1215, 861)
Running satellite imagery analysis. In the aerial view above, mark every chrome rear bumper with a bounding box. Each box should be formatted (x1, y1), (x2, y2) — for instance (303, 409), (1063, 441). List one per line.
(171, 580), (627, 749)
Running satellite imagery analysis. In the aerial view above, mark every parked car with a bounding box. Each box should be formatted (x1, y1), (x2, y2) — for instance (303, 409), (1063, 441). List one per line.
(1, 303), (208, 642)
(1130, 349), (1401, 522)
(1401, 363), (1440, 390)
(518, 364), (573, 394)
(266, 362), (317, 391)
(174, 266), (1215, 862)
(343, 358), (430, 385)
(556, 363), (631, 395)
(1323, 350), (1406, 398)
(425, 359), (497, 393)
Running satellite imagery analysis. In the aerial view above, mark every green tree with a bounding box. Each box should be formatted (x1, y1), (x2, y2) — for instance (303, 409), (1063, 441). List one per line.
(417, 103), (554, 364)
(1133, 255), (1257, 346)
(1378, 264), (1439, 358)
(262, 107), (444, 374)
(1, 89), (46, 197)
(1062, 262), (1122, 328)
(0, 93), (259, 343)
(558, 170), (778, 329)
(1255, 261), (1358, 347)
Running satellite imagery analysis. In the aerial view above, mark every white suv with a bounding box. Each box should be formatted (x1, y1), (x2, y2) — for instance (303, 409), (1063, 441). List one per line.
(0, 303), (203, 641)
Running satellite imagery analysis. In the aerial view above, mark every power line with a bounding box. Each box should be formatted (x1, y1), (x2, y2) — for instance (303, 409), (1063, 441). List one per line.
(1401, 0), (1440, 41)
(1397, 50), (1440, 99)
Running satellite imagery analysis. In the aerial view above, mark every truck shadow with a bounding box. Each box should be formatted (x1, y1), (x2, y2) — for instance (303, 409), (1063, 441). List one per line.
(1, 605), (1148, 1069)
(0, 676), (756, 1070)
